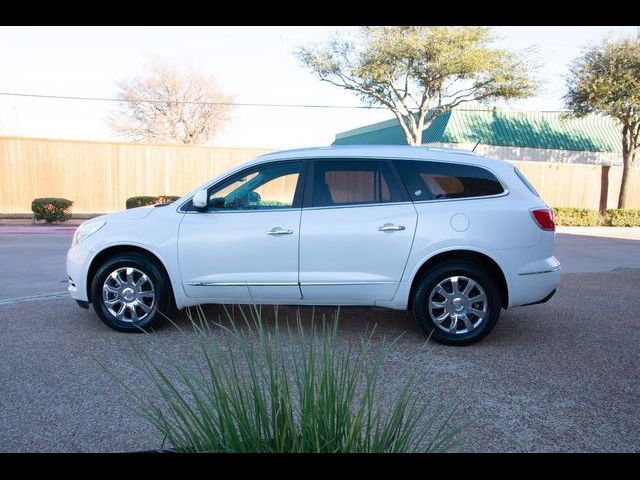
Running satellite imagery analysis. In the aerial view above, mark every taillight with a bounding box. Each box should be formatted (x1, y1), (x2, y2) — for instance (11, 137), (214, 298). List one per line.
(531, 208), (555, 231)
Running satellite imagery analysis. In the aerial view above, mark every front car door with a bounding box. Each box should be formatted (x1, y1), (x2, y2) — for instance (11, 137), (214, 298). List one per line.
(298, 159), (418, 302)
(178, 160), (305, 302)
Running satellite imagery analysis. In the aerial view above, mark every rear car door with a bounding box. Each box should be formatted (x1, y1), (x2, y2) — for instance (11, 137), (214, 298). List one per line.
(298, 159), (417, 302)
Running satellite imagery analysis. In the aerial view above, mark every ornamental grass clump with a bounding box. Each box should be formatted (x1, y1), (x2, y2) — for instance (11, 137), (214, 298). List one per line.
(101, 305), (470, 453)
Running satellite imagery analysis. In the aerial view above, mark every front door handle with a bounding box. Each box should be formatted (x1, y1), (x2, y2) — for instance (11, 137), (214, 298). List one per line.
(378, 223), (405, 232)
(267, 227), (293, 236)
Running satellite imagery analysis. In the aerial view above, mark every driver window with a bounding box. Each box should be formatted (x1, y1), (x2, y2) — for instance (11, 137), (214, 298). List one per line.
(207, 162), (301, 210)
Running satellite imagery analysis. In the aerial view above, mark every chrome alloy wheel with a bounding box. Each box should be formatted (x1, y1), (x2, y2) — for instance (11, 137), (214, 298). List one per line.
(428, 276), (488, 335)
(102, 267), (156, 322)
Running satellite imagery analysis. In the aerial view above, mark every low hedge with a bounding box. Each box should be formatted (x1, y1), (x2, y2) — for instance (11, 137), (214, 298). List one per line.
(126, 195), (180, 209)
(602, 209), (640, 227)
(552, 207), (640, 227)
(552, 208), (602, 227)
(31, 197), (73, 223)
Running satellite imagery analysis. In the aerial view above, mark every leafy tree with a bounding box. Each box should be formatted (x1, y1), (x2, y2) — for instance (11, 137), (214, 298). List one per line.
(565, 33), (640, 209)
(110, 56), (234, 144)
(297, 26), (538, 145)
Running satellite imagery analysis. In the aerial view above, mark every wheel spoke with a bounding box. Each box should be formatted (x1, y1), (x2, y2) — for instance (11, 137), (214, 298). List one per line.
(104, 285), (119, 294)
(434, 285), (451, 299)
(128, 304), (139, 322)
(461, 279), (476, 297)
(136, 301), (151, 313)
(126, 267), (134, 285)
(450, 277), (460, 295)
(104, 298), (119, 307)
(110, 271), (123, 287)
(115, 303), (126, 319)
(448, 316), (458, 333)
(460, 314), (474, 331)
(469, 307), (485, 318)
(433, 311), (449, 325)
(469, 293), (486, 304)
(134, 274), (148, 290)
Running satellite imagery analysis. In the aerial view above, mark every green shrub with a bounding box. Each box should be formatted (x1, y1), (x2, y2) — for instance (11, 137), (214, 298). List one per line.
(156, 195), (180, 205)
(126, 195), (180, 209)
(552, 207), (602, 226)
(31, 197), (73, 223)
(101, 307), (469, 453)
(602, 209), (640, 227)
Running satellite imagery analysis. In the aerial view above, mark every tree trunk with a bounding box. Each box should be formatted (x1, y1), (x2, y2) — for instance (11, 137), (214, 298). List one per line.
(403, 122), (422, 146)
(618, 125), (636, 209)
(618, 158), (631, 209)
(409, 129), (422, 146)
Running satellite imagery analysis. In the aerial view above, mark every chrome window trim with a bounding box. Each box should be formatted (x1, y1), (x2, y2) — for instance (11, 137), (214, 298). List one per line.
(183, 207), (302, 215)
(303, 201), (415, 212)
(411, 189), (510, 205)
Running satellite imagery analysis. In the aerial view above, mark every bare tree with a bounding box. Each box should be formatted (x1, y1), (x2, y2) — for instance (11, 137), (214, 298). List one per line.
(110, 57), (234, 144)
(297, 26), (538, 146)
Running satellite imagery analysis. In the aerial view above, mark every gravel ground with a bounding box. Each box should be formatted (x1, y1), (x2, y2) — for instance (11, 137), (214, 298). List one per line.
(1, 268), (639, 452)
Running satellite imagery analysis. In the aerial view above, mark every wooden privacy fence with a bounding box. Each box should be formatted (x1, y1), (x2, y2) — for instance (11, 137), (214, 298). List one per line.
(0, 135), (639, 213)
(0, 136), (272, 213)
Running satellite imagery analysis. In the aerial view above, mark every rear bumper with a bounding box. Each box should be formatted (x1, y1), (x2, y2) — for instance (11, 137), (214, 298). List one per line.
(508, 256), (561, 308)
(522, 288), (556, 306)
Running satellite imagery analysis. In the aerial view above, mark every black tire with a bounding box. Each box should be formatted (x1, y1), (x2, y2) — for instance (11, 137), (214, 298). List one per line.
(412, 261), (502, 346)
(90, 253), (173, 332)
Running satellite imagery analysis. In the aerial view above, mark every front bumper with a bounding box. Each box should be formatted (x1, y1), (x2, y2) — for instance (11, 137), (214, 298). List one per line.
(66, 244), (91, 302)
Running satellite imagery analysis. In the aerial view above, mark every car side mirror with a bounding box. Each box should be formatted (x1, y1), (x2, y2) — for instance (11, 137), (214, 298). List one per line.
(192, 189), (208, 209)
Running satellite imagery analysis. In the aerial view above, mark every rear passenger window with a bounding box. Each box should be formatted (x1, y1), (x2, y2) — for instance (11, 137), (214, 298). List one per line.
(394, 160), (504, 201)
(311, 160), (407, 207)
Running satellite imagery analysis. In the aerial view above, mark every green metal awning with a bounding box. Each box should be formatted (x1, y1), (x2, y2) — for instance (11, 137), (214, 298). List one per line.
(333, 108), (622, 152)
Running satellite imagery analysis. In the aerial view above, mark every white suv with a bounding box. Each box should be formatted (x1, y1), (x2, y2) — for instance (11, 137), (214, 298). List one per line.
(67, 145), (560, 345)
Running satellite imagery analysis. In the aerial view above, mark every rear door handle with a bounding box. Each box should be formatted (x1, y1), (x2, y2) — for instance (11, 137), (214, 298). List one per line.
(267, 227), (293, 236)
(378, 223), (405, 232)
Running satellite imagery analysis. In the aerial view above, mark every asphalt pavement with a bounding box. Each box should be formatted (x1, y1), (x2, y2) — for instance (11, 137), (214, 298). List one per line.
(0, 227), (639, 452)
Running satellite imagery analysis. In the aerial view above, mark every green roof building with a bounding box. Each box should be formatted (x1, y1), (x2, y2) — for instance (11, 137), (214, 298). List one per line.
(333, 108), (623, 166)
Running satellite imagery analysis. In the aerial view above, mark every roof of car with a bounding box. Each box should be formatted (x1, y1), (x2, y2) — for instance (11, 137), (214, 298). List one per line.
(254, 144), (511, 171)
(181, 145), (515, 202)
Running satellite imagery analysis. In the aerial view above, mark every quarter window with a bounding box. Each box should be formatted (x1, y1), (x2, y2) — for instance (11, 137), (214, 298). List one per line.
(394, 160), (504, 200)
(311, 160), (407, 207)
(207, 162), (302, 210)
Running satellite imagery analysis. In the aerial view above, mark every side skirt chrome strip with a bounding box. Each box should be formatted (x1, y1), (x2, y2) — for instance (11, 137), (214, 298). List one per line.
(187, 281), (397, 287)
(187, 282), (299, 287)
(300, 281), (396, 286)
(518, 266), (561, 276)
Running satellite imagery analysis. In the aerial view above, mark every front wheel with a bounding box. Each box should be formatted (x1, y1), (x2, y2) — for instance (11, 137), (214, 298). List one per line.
(91, 253), (172, 332)
(412, 261), (502, 346)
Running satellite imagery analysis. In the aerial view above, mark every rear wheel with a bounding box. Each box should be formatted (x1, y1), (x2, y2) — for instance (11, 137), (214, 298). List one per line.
(412, 261), (502, 346)
(91, 253), (172, 332)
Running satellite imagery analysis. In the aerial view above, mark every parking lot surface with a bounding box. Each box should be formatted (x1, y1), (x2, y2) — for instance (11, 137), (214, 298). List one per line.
(0, 227), (639, 452)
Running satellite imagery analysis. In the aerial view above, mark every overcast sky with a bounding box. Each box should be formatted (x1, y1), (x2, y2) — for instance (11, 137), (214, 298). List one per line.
(0, 26), (637, 149)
